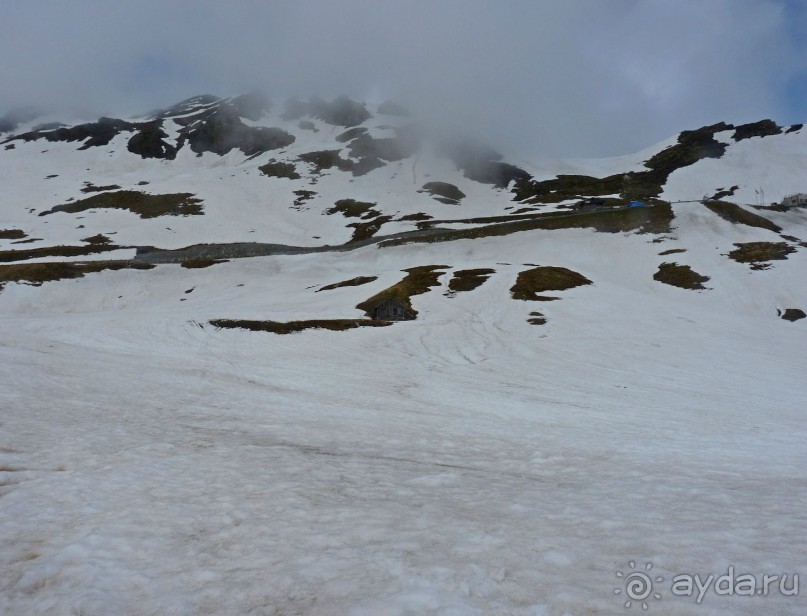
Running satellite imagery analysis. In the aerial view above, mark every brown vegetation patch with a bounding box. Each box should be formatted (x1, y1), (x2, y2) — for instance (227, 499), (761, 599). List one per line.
(0, 243), (123, 263)
(702, 201), (781, 232)
(515, 123), (732, 204)
(39, 190), (203, 219)
(527, 311), (547, 325)
(446, 268), (495, 295)
(209, 318), (391, 334)
(398, 213), (432, 222)
(653, 263), (710, 290)
(709, 186), (738, 200)
(727, 242), (796, 264)
(324, 199), (390, 241)
(357, 265), (449, 318)
(347, 216), (393, 242)
(0, 229), (26, 240)
(81, 183), (122, 193)
(381, 202), (674, 248)
(511, 267), (592, 301)
(0, 260), (154, 289)
(81, 233), (113, 245)
(180, 258), (229, 268)
(317, 275), (378, 292)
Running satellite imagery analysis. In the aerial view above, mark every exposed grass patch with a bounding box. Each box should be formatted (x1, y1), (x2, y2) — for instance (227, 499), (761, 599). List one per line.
(0, 229), (26, 240)
(732, 241), (795, 262)
(653, 263), (710, 290)
(511, 266), (592, 301)
(702, 201), (781, 232)
(513, 173), (625, 204)
(258, 160), (300, 180)
(0, 243), (123, 263)
(209, 318), (391, 334)
(39, 190), (203, 219)
(348, 216), (393, 242)
(446, 268), (495, 295)
(727, 242), (796, 265)
(317, 275), (378, 292)
(381, 202), (674, 248)
(180, 258), (229, 268)
(324, 199), (389, 242)
(357, 265), (449, 317)
(0, 260), (154, 289)
(513, 123), (732, 203)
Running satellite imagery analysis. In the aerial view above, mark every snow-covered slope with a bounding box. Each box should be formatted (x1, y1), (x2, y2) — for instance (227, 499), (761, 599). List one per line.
(0, 96), (805, 615)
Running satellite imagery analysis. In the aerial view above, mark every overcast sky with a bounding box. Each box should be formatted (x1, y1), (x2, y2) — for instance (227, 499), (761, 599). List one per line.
(2, 0), (807, 158)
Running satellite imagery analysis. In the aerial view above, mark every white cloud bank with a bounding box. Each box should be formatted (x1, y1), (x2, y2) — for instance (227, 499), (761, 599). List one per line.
(1, 0), (805, 157)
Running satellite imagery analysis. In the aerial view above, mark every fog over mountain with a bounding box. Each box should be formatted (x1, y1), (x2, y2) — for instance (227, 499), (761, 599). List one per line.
(3, 0), (807, 157)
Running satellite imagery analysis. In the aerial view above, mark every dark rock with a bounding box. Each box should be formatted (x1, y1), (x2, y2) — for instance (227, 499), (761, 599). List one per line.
(733, 120), (782, 141)
(127, 120), (177, 159)
(179, 107), (294, 156)
(420, 182), (466, 203)
(781, 308), (806, 322)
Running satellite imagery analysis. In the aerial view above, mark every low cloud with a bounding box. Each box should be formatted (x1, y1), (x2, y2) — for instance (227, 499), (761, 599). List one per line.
(1, 0), (805, 157)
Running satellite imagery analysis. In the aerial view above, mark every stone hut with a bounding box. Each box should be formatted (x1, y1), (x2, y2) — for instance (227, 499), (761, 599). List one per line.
(370, 297), (415, 321)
